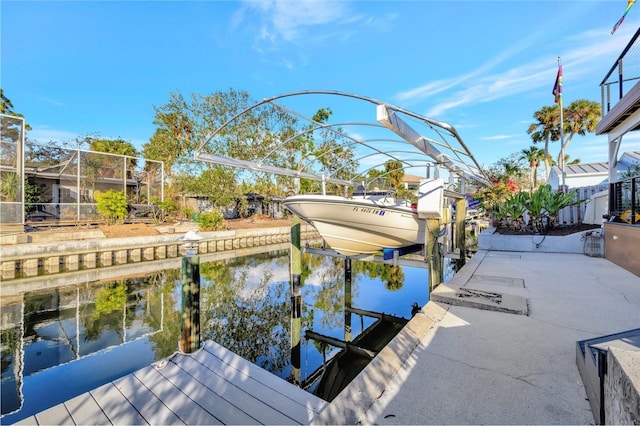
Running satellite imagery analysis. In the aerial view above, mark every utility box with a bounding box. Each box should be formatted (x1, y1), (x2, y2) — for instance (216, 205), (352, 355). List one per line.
(417, 178), (444, 219)
(584, 230), (604, 257)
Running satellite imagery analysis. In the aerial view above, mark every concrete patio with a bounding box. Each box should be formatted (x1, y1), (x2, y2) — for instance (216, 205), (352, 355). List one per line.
(313, 249), (640, 425)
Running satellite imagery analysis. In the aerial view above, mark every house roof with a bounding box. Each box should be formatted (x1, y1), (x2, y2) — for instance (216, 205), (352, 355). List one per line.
(620, 150), (640, 168)
(550, 150), (639, 177)
(402, 174), (424, 183)
(550, 162), (608, 177)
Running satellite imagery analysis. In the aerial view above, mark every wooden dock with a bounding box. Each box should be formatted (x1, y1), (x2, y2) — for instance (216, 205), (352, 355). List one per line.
(16, 340), (327, 425)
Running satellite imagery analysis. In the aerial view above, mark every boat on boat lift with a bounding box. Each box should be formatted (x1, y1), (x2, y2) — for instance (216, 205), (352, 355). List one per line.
(283, 179), (444, 256)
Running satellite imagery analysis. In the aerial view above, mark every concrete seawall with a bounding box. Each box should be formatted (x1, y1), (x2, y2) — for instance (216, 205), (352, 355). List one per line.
(1, 225), (320, 282)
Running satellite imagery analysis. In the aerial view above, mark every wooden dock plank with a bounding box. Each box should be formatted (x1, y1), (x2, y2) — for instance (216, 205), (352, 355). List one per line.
(17, 340), (328, 425)
(90, 382), (148, 425)
(113, 370), (185, 425)
(155, 358), (261, 425)
(175, 354), (299, 425)
(63, 390), (111, 425)
(192, 344), (320, 423)
(14, 416), (37, 425)
(203, 340), (327, 412)
(33, 404), (73, 425)
(133, 364), (223, 425)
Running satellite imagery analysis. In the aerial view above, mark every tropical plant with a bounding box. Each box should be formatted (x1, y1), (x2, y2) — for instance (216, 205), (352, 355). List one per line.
(485, 184), (580, 233)
(527, 184), (580, 232)
(494, 192), (528, 230)
(0, 172), (19, 202)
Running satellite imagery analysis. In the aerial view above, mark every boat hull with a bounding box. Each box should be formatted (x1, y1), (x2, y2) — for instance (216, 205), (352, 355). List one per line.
(283, 195), (426, 255)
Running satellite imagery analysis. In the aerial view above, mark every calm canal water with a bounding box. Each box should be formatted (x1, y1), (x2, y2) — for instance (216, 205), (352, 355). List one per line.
(1, 246), (449, 423)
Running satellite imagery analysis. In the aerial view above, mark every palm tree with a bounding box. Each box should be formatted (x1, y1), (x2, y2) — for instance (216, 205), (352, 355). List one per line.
(559, 100), (601, 166)
(527, 105), (560, 181)
(549, 154), (580, 167)
(519, 146), (545, 189)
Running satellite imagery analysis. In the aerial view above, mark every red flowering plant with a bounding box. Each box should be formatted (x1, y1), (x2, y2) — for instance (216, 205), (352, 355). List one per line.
(473, 177), (521, 227)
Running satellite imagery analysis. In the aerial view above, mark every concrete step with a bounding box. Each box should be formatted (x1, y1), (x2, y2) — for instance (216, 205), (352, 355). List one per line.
(576, 328), (640, 424)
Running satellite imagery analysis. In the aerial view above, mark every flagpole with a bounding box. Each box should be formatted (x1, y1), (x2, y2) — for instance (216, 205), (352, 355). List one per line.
(558, 56), (566, 193)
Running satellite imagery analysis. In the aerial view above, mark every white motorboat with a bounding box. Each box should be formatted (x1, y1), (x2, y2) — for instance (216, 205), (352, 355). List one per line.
(283, 179), (444, 256)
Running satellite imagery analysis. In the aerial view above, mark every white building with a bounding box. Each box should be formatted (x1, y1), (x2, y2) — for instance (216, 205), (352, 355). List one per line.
(548, 150), (639, 190)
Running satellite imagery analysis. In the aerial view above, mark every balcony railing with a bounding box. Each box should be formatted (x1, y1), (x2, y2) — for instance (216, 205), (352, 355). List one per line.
(609, 176), (639, 225)
(600, 27), (640, 115)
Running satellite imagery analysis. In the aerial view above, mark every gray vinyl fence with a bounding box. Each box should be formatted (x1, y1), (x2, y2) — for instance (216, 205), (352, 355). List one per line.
(557, 184), (609, 225)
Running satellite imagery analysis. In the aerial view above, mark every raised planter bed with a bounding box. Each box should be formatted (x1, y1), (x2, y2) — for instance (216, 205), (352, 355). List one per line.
(478, 226), (602, 254)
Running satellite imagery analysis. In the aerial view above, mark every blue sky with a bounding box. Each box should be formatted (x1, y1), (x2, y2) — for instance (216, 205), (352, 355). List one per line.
(3, 0), (639, 170)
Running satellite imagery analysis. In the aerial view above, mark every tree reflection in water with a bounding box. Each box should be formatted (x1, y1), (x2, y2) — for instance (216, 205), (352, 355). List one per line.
(1, 248), (429, 423)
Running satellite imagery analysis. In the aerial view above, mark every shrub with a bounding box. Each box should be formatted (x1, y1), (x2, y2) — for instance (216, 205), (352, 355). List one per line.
(149, 196), (178, 224)
(94, 190), (128, 224)
(194, 210), (226, 231)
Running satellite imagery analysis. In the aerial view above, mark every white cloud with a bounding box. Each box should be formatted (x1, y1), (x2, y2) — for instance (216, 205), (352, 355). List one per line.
(238, 0), (354, 43)
(27, 126), (79, 144)
(482, 135), (517, 141)
(398, 24), (635, 119)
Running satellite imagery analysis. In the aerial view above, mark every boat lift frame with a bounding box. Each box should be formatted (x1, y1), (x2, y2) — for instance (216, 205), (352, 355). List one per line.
(194, 90), (491, 190)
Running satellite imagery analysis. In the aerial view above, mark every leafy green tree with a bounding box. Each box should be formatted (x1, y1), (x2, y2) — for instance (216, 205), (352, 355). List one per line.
(24, 176), (43, 216)
(145, 90), (357, 207)
(527, 105), (560, 181)
(560, 99), (601, 166)
(528, 100), (599, 180)
(89, 137), (138, 157)
(0, 89), (31, 130)
(548, 154), (580, 167)
(482, 153), (527, 185)
(305, 108), (357, 195)
(385, 160), (404, 190)
(519, 146), (545, 189)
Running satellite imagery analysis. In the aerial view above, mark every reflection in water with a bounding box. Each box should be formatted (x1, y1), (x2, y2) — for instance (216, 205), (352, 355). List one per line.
(1, 248), (431, 423)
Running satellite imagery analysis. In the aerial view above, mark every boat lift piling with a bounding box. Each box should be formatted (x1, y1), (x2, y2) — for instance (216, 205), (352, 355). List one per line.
(289, 216), (302, 386)
(455, 196), (467, 269)
(426, 217), (443, 292)
(344, 257), (352, 342)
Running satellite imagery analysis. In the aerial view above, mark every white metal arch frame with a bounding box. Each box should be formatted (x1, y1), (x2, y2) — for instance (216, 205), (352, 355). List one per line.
(194, 90), (491, 189)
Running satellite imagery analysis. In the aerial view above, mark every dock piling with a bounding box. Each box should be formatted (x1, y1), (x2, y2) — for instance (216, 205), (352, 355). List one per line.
(180, 232), (202, 353)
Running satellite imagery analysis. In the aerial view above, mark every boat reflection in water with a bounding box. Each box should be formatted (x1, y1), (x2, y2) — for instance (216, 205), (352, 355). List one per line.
(1, 245), (431, 423)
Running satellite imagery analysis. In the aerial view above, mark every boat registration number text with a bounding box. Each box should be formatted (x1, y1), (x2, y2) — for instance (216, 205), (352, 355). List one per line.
(353, 207), (386, 216)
